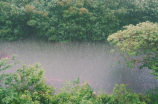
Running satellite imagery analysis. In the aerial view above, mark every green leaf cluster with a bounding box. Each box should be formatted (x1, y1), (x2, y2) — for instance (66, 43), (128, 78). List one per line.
(0, 57), (55, 104)
(108, 21), (158, 79)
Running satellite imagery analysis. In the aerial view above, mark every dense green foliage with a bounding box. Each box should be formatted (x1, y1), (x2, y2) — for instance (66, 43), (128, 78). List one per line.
(0, 0), (158, 42)
(1, 0), (158, 103)
(0, 57), (158, 104)
(108, 21), (158, 79)
(0, 56), (55, 103)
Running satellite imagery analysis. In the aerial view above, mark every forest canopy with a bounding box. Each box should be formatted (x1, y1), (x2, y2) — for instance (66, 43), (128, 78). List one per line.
(0, 0), (158, 42)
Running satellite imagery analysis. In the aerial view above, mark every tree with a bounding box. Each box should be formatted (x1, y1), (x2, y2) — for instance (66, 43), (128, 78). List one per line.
(108, 21), (158, 79)
(0, 56), (55, 103)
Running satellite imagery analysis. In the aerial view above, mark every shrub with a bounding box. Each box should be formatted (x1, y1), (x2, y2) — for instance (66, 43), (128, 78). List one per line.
(0, 56), (55, 104)
(0, 56), (157, 103)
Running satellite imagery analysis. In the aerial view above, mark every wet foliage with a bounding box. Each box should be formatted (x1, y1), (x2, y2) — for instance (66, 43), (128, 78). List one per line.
(0, 0), (158, 42)
(1, 0), (158, 103)
(0, 57), (158, 104)
(108, 21), (158, 79)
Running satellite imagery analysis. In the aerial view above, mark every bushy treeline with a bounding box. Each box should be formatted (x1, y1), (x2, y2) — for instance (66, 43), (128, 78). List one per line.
(0, 56), (158, 104)
(0, 0), (158, 42)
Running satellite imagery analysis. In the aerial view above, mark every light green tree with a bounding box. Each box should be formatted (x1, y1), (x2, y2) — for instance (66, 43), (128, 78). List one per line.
(108, 21), (158, 79)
